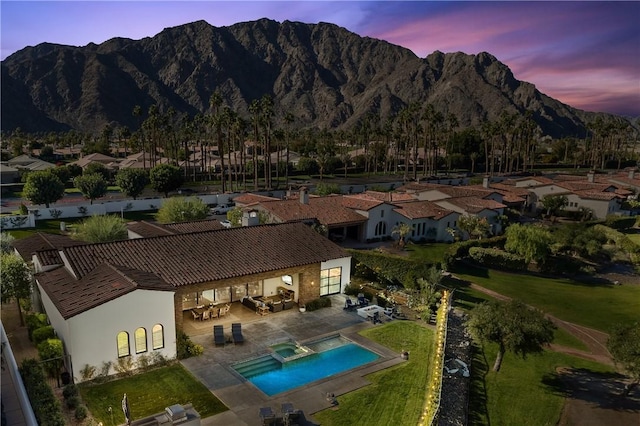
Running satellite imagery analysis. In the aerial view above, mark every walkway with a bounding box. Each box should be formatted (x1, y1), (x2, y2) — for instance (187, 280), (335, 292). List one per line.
(181, 295), (403, 425)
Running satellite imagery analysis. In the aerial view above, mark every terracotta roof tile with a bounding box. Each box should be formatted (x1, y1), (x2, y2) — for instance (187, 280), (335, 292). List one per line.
(37, 264), (173, 319)
(393, 201), (457, 220)
(60, 222), (349, 287)
(436, 197), (506, 214)
(11, 233), (85, 261)
(233, 193), (280, 205)
(260, 196), (367, 226)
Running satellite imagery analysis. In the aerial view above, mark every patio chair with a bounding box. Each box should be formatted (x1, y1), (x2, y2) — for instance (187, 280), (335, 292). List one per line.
(282, 403), (301, 426)
(259, 407), (276, 426)
(201, 309), (210, 321)
(191, 309), (201, 320)
(232, 323), (244, 344)
(344, 298), (356, 311)
(214, 325), (225, 346)
(218, 304), (230, 318)
(357, 293), (369, 307)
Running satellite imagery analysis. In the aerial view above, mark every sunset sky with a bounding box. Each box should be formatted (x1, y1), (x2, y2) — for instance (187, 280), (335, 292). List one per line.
(1, 1), (638, 117)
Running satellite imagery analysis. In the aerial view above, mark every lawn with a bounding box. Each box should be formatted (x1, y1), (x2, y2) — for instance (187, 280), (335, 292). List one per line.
(469, 341), (615, 426)
(449, 265), (640, 333)
(405, 242), (450, 265)
(79, 363), (227, 425)
(314, 321), (434, 425)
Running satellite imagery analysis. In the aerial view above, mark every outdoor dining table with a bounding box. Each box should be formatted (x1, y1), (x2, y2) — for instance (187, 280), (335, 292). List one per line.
(192, 307), (204, 320)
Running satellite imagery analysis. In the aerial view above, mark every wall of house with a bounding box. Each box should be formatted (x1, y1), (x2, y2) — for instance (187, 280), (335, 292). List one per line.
(362, 204), (395, 240)
(321, 257), (352, 294)
(41, 289), (176, 383)
(565, 194), (620, 219)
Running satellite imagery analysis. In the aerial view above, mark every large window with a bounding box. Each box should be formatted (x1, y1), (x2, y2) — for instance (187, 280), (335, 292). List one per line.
(134, 328), (147, 354)
(374, 221), (387, 236)
(320, 267), (342, 296)
(117, 331), (130, 358)
(152, 324), (164, 350)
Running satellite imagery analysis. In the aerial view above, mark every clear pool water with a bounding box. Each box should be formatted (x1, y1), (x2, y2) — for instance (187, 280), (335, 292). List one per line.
(234, 338), (380, 396)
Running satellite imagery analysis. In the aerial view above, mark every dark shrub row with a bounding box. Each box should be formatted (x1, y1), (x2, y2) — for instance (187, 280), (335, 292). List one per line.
(19, 358), (65, 426)
(349, 249), (436, 289)
(468, 247), (527, 271)
(305, 297), (332, 311)
(442, 236), (506, 269)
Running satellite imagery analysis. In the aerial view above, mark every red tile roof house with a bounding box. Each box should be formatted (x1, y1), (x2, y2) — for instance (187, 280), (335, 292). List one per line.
(19, 222), (351, 382)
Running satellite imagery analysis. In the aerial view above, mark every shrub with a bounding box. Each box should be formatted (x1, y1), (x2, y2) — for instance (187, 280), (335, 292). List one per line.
(65, 396), (80, 410)
(349, 249), (436, 288)
(79, 364), (96, 381)
(442, 236), (506, 269)
(137, 354), (150, 370)
(469, 247), (527, 271)
(25, 313), (48, 341)
(75, 405), (88, 421)
(305, 297), (332, 311)
(62, 384), (78, 400)
(19, 358), (66, 426)
(177, 331), (203, 359)
(32, 325), (55, 345)
(114, 356), (135, 376)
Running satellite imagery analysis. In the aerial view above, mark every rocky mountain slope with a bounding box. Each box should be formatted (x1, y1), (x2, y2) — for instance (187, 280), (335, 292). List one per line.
(0, 18), (623, 137)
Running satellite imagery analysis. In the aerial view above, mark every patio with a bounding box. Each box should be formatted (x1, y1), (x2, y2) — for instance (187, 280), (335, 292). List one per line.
(180, 294), (405, 425)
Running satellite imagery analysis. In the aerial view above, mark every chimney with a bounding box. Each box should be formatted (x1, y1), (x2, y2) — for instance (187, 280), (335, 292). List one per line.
(242, 209), (260, 227)
(629, 169), (636, 179)
(587, 170), (595, 183)
(299, 187), (309, 204)
(482, 175), (490, 188)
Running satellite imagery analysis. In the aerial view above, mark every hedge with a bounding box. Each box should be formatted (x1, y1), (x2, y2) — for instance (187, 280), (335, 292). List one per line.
(32, 325), (56, 345)
(349, 249), (436, 289)
(442, 236), (506, 269)
(19, 358), (66, 426)
(468, 247), (527, 271)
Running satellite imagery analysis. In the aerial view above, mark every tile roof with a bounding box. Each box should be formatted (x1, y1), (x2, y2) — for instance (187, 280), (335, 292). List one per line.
(58, 222), (349, 287)
(346, 191), (415, 204)
(393, 201), (457, 220)
(11, 233), (86, 261)
(233, 193), (281, 206)
(396, 182), (498, 199)
(436, 197), (506, 214)
(127, 219), (225, 238)
(260, 196), (368, 227)
(37, 264), (174, 319)
(127, 221), (176, 238)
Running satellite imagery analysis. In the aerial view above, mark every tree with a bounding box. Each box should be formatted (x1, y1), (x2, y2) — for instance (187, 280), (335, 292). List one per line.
(84, 162), (110, 181)
(392, 223), (412, 248)
(467, 299), (555, 372)
(1, 232), (15, 253)
(608, 322), (640, 396)
(73, 173), (107, 204)
(505, 223), (553, 264)
(72, 215), (128, 243)
(115, 168), (149, 200)
(314, 183), (341, 196)
(1, 252), (32, 325)
(23, 170), (65, 208)
(156, 197), (209, 223)
(541, 194), (568, 219)
(458, 215), (491, 240)
(149, 164), (183, 197)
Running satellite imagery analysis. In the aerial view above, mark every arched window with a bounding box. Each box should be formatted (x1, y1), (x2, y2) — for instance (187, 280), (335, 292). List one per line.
(375, 221), (387, 236)
(134, 328), (147, 354)
(152, 324), (164, 350)
(117, 331), (130, 358)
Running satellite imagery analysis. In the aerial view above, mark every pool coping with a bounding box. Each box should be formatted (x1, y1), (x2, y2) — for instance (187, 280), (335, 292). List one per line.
(181, 296), (405, 425)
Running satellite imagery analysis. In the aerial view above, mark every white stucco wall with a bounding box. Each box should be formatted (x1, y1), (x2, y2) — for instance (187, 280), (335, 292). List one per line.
(39, 286), (176, 382)
(362, 204), (396, 240)
(321, 257), (352, 294)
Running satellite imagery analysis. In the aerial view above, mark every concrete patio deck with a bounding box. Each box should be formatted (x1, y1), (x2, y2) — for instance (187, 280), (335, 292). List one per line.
(180, 295), (405, 425)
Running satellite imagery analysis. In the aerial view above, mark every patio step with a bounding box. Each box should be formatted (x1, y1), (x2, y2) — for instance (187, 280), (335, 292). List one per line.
(233, 355), (281, 378)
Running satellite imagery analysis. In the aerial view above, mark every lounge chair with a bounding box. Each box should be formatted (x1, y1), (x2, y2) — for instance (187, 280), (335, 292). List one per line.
(259, 407), (276, 425)
(344, 298), (356, 311)
(282, 403), (301, 426)
(357, 293), (369, 307)
(214, 325), (225, 346)
(232, 323), (244, 344)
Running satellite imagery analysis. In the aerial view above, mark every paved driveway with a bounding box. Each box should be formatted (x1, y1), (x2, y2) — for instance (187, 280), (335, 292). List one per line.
(181, 295), (404, 425)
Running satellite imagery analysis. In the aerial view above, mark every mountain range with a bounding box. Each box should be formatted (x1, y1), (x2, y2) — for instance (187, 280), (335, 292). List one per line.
(0, 18), (627, 138)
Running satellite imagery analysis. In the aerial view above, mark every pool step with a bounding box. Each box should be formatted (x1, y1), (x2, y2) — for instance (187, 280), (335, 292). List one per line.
(233, 355), (281, 377)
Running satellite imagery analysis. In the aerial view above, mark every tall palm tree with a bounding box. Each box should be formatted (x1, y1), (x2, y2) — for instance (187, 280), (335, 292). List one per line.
(209, 91), (226, 193)
(249, 99), (261, 191)
(284, 112), (295, 188)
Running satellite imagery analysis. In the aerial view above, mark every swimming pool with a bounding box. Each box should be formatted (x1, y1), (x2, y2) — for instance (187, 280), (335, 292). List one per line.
(232, 335), (380, 396)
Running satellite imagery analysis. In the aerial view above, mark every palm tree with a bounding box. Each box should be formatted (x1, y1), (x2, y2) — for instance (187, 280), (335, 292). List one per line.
(209, 91), (226, 193)
(392, 223), (412, 248)
(284, 112), (295, 187)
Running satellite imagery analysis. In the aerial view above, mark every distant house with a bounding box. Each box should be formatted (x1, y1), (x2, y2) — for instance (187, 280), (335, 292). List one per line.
(21, 222), (350, 382)
(71, 153), (118, 170)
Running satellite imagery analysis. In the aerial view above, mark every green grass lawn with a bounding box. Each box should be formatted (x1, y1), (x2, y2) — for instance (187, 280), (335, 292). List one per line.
(79, 363), (227, 425)
(405, 242), (450, 265)
(449, 265), (640, 333)
(626, 232), (640, 246)
(469, 342), (615, 426)
(314, 321), (434, 425)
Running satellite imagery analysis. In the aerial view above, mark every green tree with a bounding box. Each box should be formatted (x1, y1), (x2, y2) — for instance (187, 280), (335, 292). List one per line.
(1, 232), (16, 253)
(541, 194), (568, 219)
(458, 215), (491, 240)
(72, 215), (127, 243)
(84, 162), (110, 181)
(314, 183), (341, 196)
(297, 157), (319, 175)
(37, 338), (64, 378)
(156, 197), (208, 223)
(1, 252), (32, 325)
(115, 168), (149, 200)
(505, 223), (553, 264)
(467, 299), (555, 372)
(608, 322), (640, 397)
(23, 170), (65, 208)
(73, 173), (107, 204)
(149, 164), (183, 197)
(48, 165), (71, 185)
